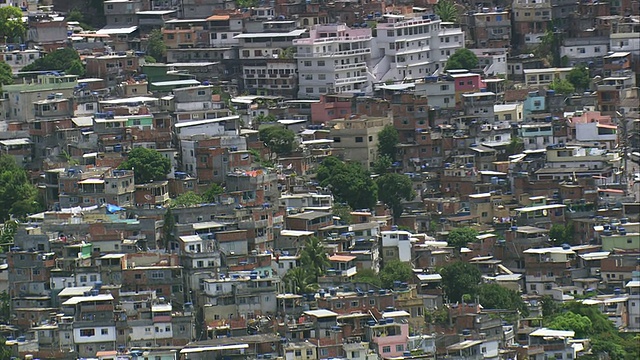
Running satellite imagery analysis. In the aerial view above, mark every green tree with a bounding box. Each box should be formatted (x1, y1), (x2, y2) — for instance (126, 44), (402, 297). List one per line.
(549, 79), (575, 95)
(0, 61), (13, 87)
(0, 219), (18, 246)
(478, 284), (529, 316)
(118, 147), (171, 184)
(434, 0), (458, 22)
(332, 203), (353, 225)
(541, 295), (559, 318)
(283, 267), (317, 295)
(66, 60), (86, 76)
(537, 30), (562, 67)
(317, 156), (378, 210)
(171, 191), (204, 207)
(505, 137), (524, 155)
(380, 260), (413, 289)
(445, 49), (478, 71)
(279, 47), (296, 59)
(567, 66), (590, 91)
(66, 8), (94, 30)
(352, 268), (382, 287)
(376, 173), (415, 221)
(0, 6), (26, 43)
(372, 154), (392, 175)
(259, 126), (296, 159)
(549, 223), (574, 245)
(161, 208), (175, 250)
(202, 183), (224, 203)
(377, 124), (399, 161)
(548, 311), (592, 338)
(22, 47), (85, 75)
(236, 0), (259, 8)
(146, 29), (166, 63)
(446, 227), (479, 250)
(300, 237), (329, 281)
(440, 261), (482, 303)
(0, 155), (41, 221)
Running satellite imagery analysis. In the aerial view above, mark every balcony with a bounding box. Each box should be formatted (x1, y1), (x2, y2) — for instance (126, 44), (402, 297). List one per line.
(294, 35), (371, 45)
(335, 62), (367, 71)
(296, 48), (371, 58)
(155, 193), (170, 204)
(334, 76), (368, 85)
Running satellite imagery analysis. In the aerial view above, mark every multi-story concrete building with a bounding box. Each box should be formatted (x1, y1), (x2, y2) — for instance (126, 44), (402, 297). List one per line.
(373, 15), (464, 82)
(0, 47), (41, 74)
(469, 10), (511, 49)
(295, 24), (372, 98)
(1, 74), (78, 123)
(328, 115), (392, 170)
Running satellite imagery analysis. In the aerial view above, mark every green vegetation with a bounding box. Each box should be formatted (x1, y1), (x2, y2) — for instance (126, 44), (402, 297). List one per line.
(478, 284), (529, 316)
(380, 260), (413, 289)
(549, 223), (575, 245)
(332, 203), (353, 225)
(537, 30), (562, 67)
(259, 126), (297, 159)
(376, 173), (415, 221)
(161, 208), (175, 250)
(440, 261), (482, 303)
(0, 61), (13, 88)
(172, 191), (204, 207)
(317, 156), (377, 210)
(66, 9), (94, 31)
(353, 268), (382, 287)
(543, 301), (640, 360)
(0, 220), (18, 247)
(202, 183), (224, 203)
(283, 267), (317, 295)
(22, 47), (85, 77)
(0, 155), (42, 221)
(567, 65), (590, 91)
(505, 137), (524, 155)
(236, 0), (259, 8)
(372, 154), (392, 175)
(434, 0), (458, 22)
(300, 237), (330, 282)
(377, 124), (399, 161)
(146, 29), (166, 63)
(446, 227), (479, 250)
(445, 49), (478, 71)
(0, 6), (26, 43)
(549, 78), (575, 95)
(118, 147), (171, 184)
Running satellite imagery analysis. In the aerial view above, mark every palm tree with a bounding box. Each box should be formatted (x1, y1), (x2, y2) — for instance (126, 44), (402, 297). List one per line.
(301, 237), (330, 281)
(434, 0), (458, 23)
(283, 267), (317, 295)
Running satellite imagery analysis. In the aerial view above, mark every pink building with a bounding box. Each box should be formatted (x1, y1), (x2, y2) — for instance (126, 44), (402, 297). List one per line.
(450, 72), (486, 104)
(311, 94), (354, 125)
(368, 311), (410, 359)
(567, 111), (617, 148)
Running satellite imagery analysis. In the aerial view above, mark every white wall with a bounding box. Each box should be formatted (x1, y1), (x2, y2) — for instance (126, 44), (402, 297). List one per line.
(73, 326), (116, 343)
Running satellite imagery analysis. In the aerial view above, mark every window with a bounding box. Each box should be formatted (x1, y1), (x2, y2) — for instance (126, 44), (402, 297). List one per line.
(306, 349), (314, 356)
(318, 60), (325, 66)
(333, 137), (341, 143)
(304, 61), (312, 67)
(355, 136), (363, 143)
(101, 329), (109, 335)
(80, 329), (95, 337)
(396, 345), (404, 352)
(320, 349), (328, 356)
(295, 350), (302, 356)
(318, 74), (326, 80)
(382, 346), (391, 353)
(306, 87), (313, 94)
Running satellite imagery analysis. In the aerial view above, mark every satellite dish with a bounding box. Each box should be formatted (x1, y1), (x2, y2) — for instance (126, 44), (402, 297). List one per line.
(144, 194), (152, 200)
(542, 209), (548, 216)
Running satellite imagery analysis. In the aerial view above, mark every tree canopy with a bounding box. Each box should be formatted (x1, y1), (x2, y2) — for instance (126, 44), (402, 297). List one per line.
(380, 260), (413, 289)
(22, 47), (85, 76)
(548, 311), (592, 339)
(434, 0), (458, 22)
(372, 154), (392, 175)
(445, 49), (478, 71)
(171, 191), (204, 208)
(440, 261), (482, 303)
(118, 147), (171, 184)
(317, 156), (377, 210)
(146, 29), (166, 63)
(300, 237), (329, 281)
(0, 6), (26, 43)
(259, 126), (296, 159)
(549, 78), (575, 95)
(377, 124), (399, 161)
(0, 155), (41, 221)
(376, 173), (415, 221)
(447, 227), (479, 250)
(0, 61), (12, 88)
(478, 284), (529, 316)
(549, 223), (574, 245)
(332, 203), (353, 225)
(352, 268), (382, 287)
(161, 208), (175, 250)
(202, 183), (224, 203)
(567, 66), (590, 91)
(283, 267), (317, 295)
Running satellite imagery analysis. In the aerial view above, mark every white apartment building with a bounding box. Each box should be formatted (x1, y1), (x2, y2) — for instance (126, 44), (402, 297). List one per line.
(373, 15), (464, 82)
(560, 37), (609, 66)
(295, 24), (373, 98)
